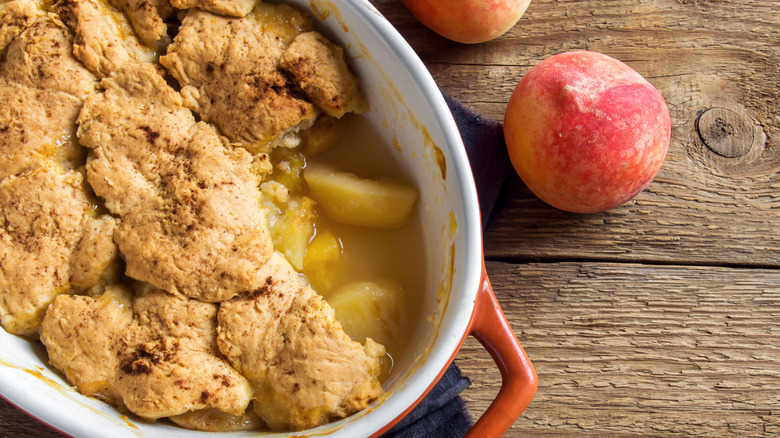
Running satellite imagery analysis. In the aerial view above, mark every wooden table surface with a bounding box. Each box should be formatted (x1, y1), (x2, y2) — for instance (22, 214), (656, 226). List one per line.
(2, 0), (779, 436)
(368, 0), (780, 436)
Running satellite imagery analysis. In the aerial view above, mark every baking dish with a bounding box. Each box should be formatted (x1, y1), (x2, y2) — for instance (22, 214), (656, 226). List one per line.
(0, 0), (537, 436)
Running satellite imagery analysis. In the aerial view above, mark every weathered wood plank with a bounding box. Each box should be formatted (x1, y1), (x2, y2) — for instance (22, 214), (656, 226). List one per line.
(3, 2), (779, 437)
(0, 400), (62, 438)
(9, 262), (776, 438)
(370, 0), (780, 266)
(457, 261), (780, 436)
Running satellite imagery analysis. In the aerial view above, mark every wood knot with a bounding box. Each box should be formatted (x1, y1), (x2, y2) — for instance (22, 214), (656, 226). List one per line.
(696, 107), (753, 158)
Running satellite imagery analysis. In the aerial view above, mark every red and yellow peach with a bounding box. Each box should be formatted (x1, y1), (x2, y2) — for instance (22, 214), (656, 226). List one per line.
(403, 0), (532, 44)
(504, 50), (671, 213)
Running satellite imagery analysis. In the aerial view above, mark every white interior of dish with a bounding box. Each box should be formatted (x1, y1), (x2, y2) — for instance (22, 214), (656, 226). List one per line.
(0, 0), (484, 436)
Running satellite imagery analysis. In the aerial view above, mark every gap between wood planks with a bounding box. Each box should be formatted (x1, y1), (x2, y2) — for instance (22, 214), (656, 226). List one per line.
(483, 255), (780, 271)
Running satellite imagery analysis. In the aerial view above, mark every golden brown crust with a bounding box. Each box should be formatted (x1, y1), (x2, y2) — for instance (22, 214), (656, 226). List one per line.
(0, 16), (115, 332)
(107, 0), (172, 46)
(114, 287), (252, 419)
(40, 288), (133, 403)
(6, 0), (381, 431)
(41, 286), (253, 420)
(53, 0), (152, 77)
(78, 63), (192, 214)
(217, 253), (384, 431)
(0, 0), (38, 55)
(169, 0), (255, 18)
(0, 16), (97, 179)
(280, 32), (365, 118)
(0, 81), (82, 180)
(70, 215), (119, 291)
(78, 63), (273, 302)
(159, 4), (318, 149)
(1, 16), (98, 99)
(0, 165), (92, 335)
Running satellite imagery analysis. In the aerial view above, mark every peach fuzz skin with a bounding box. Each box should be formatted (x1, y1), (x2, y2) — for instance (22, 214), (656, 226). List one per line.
(504, 51), (671, 213)
(403, 0), (531, 44)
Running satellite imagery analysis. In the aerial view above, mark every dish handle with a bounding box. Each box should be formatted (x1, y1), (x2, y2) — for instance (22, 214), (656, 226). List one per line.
(465, 263), (538, 437)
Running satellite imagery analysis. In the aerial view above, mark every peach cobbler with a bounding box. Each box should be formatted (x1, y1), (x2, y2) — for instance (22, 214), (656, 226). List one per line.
(0, 0), (420, 431)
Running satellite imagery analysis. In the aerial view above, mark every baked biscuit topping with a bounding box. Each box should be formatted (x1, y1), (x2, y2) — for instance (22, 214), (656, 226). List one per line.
(169, 0), (255, 18)
(107, 0), (172, 46)
(280, 31), (365, 118)
(218, 253), (384, 431)
(41, 285), (254, 419)
(0, 164), (118, 335)
(53, 0), (155, 77)
(160, 3), (321, 150)
(1, 14), (98, 98)
(78, 63), (273, 302)
(0, 0), (37, 54)
(1, 0), (385, 432)
(0, 14), (96, 179)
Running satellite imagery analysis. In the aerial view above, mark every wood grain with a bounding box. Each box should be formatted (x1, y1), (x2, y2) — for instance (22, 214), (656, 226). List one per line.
(2, 0), (779, 437)
(458, 261), (780, 436)
(0, 400), (63, 438)
(368, 0), (780, 436)
(371, 0), (780, 267)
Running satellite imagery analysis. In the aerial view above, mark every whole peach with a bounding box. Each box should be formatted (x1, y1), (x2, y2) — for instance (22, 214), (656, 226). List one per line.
(503, 50), (671, 213)
(403, 0), (531, 44)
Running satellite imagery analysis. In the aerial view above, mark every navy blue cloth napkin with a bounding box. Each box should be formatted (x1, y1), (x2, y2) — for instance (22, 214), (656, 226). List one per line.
(445, 94), (511, 233)
(381, 363), (473, 438)
(381, 96), (509, 437)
